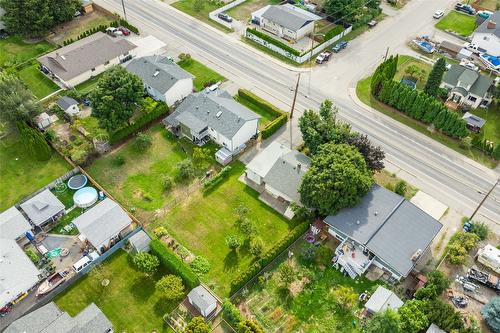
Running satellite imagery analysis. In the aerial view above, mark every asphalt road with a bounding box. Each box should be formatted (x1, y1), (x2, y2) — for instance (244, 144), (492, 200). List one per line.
(96, 0), (499, 226)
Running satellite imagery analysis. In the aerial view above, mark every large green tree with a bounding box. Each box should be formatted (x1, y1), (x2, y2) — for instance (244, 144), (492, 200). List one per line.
(299, 143), (374, 215)
(238, 320), (264, 333)
(155, 275), (185, 301)
(90, 66), (144, 133)
(481, 297), (500, 333)
(0, 73), (41, 127)
(366, 309), (402, 333)
(398, 299), (429, 333)
(424, 58), (447, 97)
(183, 316), (210, 333)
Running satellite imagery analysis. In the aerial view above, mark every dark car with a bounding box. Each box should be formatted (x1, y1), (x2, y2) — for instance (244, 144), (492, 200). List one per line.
(332, 41), (348, 53)
(218, 12), (233, 23)
(455, 3), (475, 15)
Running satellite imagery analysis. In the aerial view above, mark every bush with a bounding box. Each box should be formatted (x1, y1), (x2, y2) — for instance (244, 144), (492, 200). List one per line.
(156, 274), (185, 300)
(324, 25), (345, 41)
(261, 114), (288, 139)
(246, 28), (301, 56)
(133, 252), (160, 275)
(394, 180), (407, 196)
(134, 132), (152, 151)
(300, 243), (317, 262)
(150, 240), (200, 289)
(112, 155), (126, 166)
(203, 166), (232, 191)
(249, 237), (264, 257)
(225, 235), (242, 250)
(190, 256), (211, 275)
(222, 299), (243, 328)
(153, 226), (168, 238)
(470, 222), (489, 240)
(163, 175), (174, 192)
(446, 231), (480, 265)
(119, 19), (140, 34)
(177, 159), (195, 179)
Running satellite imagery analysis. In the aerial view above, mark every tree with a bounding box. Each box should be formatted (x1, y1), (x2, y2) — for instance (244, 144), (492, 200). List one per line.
(225, 235), (242, 250)
(425, 299), (464, 332)
(177, 159), (195, 179)
(235, 217), (256, 239)
(222, 299), (243, 327)
(366, 309), (402, 333)
(299, 143), (374, 215)
(404, 64), (420, 79)
(133, 252), (160, 276)
(470, 222), (489, 240)
(394, 180), (407, 196)
(134, 132), (152, 151)
(493, 144), (500, 160)
(0, 73), (40, 127)
(238, 320), (264, 333)
(156, 275), (185, 300)
(481, 298), (500, 333)
(398, 299), (429, 333)
(323, 0), (365, 23)
(331, 286), (358, 310)
(183, 316), (210, 333)
(414, 271), (450, 301)
(192, 147), (211, 169)
(190, 256), (211, 275)
(192, 0), (205, 12)
(424, 58), (447, 97)
(90, 66), (144, 132)
(163, 175), (174, 191)
(347, 134), (385, 171)
(446, 231), (479, 265)
(17, 121), (52, 161)
(277, 261), (296, 288)
(249, 237), (264, 257)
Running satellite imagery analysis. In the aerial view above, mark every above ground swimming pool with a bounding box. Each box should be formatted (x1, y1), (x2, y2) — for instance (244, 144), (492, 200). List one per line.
(73, 187), (98, 208)
(67, 174), (88, 190)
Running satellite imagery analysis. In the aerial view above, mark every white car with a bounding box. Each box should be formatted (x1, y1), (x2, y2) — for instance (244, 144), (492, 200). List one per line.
(433, 10), (445, 19)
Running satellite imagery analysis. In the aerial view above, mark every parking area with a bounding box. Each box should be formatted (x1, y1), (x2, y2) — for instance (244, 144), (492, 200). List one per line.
(40, 234), (86, 272)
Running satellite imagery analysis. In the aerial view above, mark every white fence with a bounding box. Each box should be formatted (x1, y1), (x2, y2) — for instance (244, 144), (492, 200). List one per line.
(208, 0), (247, 29)
(246, 25), (352, 63)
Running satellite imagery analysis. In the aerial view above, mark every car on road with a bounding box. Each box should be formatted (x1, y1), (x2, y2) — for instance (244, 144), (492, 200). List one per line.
(316, 51), (332, 64)
(218, 12), (233, 23)
(477, 10), (493, 19)
(332, 41), (348, 53)
(433, 10), (444, 19)
(455, 3), (475, 15)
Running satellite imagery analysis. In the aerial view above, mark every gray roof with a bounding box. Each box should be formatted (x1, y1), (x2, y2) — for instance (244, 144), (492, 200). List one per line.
(262, 5), (319, 31)
(263, 150), (310, 203)
(438, 40), (462, 53)
(458, 68), (479, 87)
(126, 55), (193, 94)
(5, 302), (112, 333)
(0, 206), (32, 239)
(57, 96), (78, 110)
(364, 286), (403, 313)
(20, 189), (65, 226)
(450, 86), (469, 97)
(129, 229), (152, 252)
(38, 32), (136, 82)
(474, 11), (500, 38)
(165, 89), (260, 139)
(0, 238), (40, 308)
(188, 286), (217, 312)
(442, 65), (493, 97)
(72, 198), (132, 250)
(325, 185), (442, 277)
(462, 112), (486, 128)
(246, 142), (291, 178)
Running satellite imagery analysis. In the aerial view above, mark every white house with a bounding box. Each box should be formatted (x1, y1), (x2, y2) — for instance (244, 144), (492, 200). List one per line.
(164, 89), (260, 153)
(0, 206), (32, 243)
(364, 286), (403, 315)
(57, 96), (80, 116)
(126, 55), (194, 106)
(187, 286), (217, 318)
(252, 4), (321, 41)
(38, 32), (137, 88)
(471, 11), (500, 56)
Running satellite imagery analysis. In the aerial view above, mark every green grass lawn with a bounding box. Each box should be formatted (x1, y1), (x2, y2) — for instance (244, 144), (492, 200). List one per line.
(55, 249), (179, 332)
(0, 133), (72, 211)
(171, 0), (233, 32)
(394, 55), (433, 90)
(74, 73), (105, 95)
(49, 207), (81, 235)
(435, 11), (477, 37)
(234, 95), (280, 129)
(152, 162), (299, 297)
(78, 116), (108, 139)
(0, 36), (54, 68)
(227, 0), (281, 21)
(470, 106), (500, 144)
(178, 58), (226, 91)
(17, 64), (60, 99)
(51, 186), (76, 209)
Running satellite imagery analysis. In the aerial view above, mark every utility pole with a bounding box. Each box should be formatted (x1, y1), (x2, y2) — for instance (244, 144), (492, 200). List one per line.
(289, 73), (301, 149)
(121, 0), (127, 21)
(470, 178), (499, 220)
(383, 47), (389, 61)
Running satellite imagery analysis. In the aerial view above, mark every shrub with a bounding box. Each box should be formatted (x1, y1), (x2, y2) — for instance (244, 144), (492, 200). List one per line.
(134, 132), (152, 151)
(300, 243), (317, 262)
(238, 320), (264, 333)
(316, 245), (333, 265)
(25, 249), (39, 263)
(246, 28), (301, 56)
(133, 252), (160, 275)
(470, 222), (489, 240)
(177, 159), (195, 179)
(261, 114), (288, 139)
(394, 180), (407, 196)
(249, 237), (264, 257)
(112, 155), (125, 166)
(225, 235), (242, 250)
(156, 274), (185, 300)
(446, 231), (479, 265)
(150, 240), (200, 289)
(153, 226), (168, 238)
(163, 175), (174, 191)
(324, 25), (345, 41)
(203, 166), (232, 191)
(119, 19), (140, 34)
(222, 299), (243, 327)
(237, 89), (286, 120)
(190, 256), (211, 275)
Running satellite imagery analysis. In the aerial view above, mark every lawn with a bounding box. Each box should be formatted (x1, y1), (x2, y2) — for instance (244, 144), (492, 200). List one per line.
(0, 36), (54, 68)
(394, 55), (433, 90)
(178, 58), (226, 91)
(238, 239), (380, 332)
(0, 133), (72, 211)
(470, 106), (500, 144)
(49, 207), (81, 235)
(152, 162), (299, 296)
(17, 64), (60, 99)
(78, 116), (108, 139)
(55, 249), (179, 333)
(374, 170), (418, 200)
(74, 72), (105, 95)
(234, 95), (280, 129)
(435, 11), (477, 37)
(227, 0), (281, 21)
(171, 0), (233, 32)
(51, 186), (76, 209)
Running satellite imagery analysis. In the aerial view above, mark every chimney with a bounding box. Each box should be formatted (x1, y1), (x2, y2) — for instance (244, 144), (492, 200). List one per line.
(487, 21), (497, 29)
(297, 163), (301, 170)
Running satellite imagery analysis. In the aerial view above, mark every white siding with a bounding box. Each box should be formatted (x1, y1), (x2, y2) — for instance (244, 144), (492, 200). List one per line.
(472, 32), (500, 56)
(164, 78), (193, 106)
(231, 118), (259, 152)
(245, 169), (262, 185)
(65, 56), (122, 87)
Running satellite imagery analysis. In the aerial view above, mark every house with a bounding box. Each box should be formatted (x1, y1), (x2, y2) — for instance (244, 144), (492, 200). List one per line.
(128, 229), (152, 254)
(35, 112), (58, 130)
(325, 185), (442, 281)
(57, 96), (80, 116)
(81, 0), (94, 13)
(0, 238), (40, 308)
(252, 4), (321, 41)
(0, 206), (32, 243)
(126, 55), (193, 106)
(164, 89), (260, 153)
(471, 11), (500, 56)
(20, 189), (65, 228)
(364, 286), (403, 315)
(427, 323), (446, 333)
(187, 286), (217, 318)
(38, 31), (137, 88)
(4, 302), (113, 333)
(462, 112), (486, 132)
(73, 198), (133, 254)
(440, 64), (494, 108)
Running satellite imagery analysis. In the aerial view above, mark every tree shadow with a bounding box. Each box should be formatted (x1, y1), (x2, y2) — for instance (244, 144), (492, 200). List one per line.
(129, 275), (156, 301)
(223, 250), (239, 272)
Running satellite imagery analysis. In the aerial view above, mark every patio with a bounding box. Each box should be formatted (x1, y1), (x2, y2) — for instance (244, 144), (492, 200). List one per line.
(39, 234), (85, 272)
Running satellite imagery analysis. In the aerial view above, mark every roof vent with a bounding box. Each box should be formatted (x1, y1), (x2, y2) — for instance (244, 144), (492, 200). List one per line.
(356, 220), (360, 225)
(195, 106), (199, 109)
(153, 70), (160, 77)
(216, 111), (222, 118)
(411, 249), (422, 262)
(374, 211), (378, 216)
(297, 163), (301, 170)
(487, 21), (496, 29)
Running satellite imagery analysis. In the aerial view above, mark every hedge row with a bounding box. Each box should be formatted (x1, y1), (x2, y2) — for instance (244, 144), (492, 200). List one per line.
(246, 28), (301, 56)
(203, 166), (232, 191)
(229, 221), (309, 295)
(261, 115), (288, 139)
(118, 19), (140, 34)
(150, 239), (200, 289)
(109, 102), (168, 144)
(324, 25), (345, 41)
(63, 19), (139, 46)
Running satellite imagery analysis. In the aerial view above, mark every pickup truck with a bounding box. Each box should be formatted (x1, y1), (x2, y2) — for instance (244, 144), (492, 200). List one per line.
(316, 51), (332, 64)
(455, 3), (475, 15)
(332, 41), (348, 53)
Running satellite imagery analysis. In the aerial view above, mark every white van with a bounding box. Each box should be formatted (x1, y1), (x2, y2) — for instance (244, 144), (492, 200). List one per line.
(73, 251), (99, 273)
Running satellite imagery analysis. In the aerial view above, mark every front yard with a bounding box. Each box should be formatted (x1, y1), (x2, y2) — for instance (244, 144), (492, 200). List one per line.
(171, 0), (233, 32)
(393, 55), (433, 90)
(178, 58), (226, 91)
(470, 106), (500, 145)
(0, 36), (54, 68)
(435, 11), (477, 37)
(55, 249), (179, 333)
(227, 0), (281, 21)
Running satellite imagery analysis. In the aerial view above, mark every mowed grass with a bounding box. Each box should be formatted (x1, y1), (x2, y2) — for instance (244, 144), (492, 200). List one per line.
(55, 250), (178, 333)
(17, 64), (60, 99)
(435, 11), (477, 37)
(227, 0), (281, 21)
(0, 133), (71, 211)
(470, 106), (500, 144)
(153, 162), (298, 296)
(394, 55), (433, 90)
(234, 95), (280, 129)
(178, 58), (226, 91)
(0, 36), (54, 68)
(171, 0), (233, 32)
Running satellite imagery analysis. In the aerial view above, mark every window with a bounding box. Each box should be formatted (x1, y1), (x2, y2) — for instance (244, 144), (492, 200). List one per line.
(468, 96), (477, 102)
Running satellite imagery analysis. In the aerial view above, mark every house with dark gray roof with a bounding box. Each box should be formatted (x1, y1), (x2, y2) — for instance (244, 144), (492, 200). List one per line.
(57, 96), (80, 116)
(472, 11), (500, 56)
(38, 31), (136, 88)
(440, 64), (494, 108)
(20, 189), (65, 227)
(126, 55), (193, 106)
(252, 4), (321, 41)
(187, 286), (217, 318)
(164, 89), (260, 153)
(325, 185), (442, 281)
(4, 302), (112, 333)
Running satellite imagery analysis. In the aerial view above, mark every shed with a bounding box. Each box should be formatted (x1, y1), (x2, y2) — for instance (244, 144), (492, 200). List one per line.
(438, 40), (462, 58)
(128, 229), (152, 253)
(215, 147), (233, 165)
(57, 96), (80, 116)
(35, 112), (56, 130)
(462, 112), (486, 132)
(20, 189), (65, 227)
(364, 286), (403, 314)
(457, 48), (473, 60)
(426, 323), (446, 333)
(476, 244), (500, 274)
(187, 286), (217, 318)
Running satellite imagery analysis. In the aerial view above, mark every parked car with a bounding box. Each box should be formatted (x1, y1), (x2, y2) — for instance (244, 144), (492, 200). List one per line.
(316, 51), (332, 64)
(106, 27), (118, 37)
(74, 11), (83, 17)
(218, 12), (233, 23)
(477, 10), (493, 19)
(332, 41), (348, 53)
(367, 20), (377, 27)
(73, 251), (99, 273)
(455, 3), (475, 15)
(433, 10), (444, 19)
(118, 27), (131, 36)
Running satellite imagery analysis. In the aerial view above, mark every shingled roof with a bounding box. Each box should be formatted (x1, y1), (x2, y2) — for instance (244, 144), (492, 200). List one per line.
(262, 4), (321, 31)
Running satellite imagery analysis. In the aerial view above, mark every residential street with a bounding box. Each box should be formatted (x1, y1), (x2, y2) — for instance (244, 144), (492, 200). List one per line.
(96, 0), (500, 230)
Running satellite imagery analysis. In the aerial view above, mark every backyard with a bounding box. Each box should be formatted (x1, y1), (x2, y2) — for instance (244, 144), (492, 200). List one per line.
(470, 106), (500, 145)
(171, 0), (233, 31)
(435, 11), (477, 37)
(17, 63), (60, 99)
(55, 249), (179, 333)
(178, 58), (226, 91)
(0, 36), (54, 68)
(393, 55), (433, 90)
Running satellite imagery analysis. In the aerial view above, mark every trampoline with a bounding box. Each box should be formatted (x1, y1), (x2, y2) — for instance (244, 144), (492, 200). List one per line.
(73, 187), (98, 208)
(67, 174), (88, 190)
